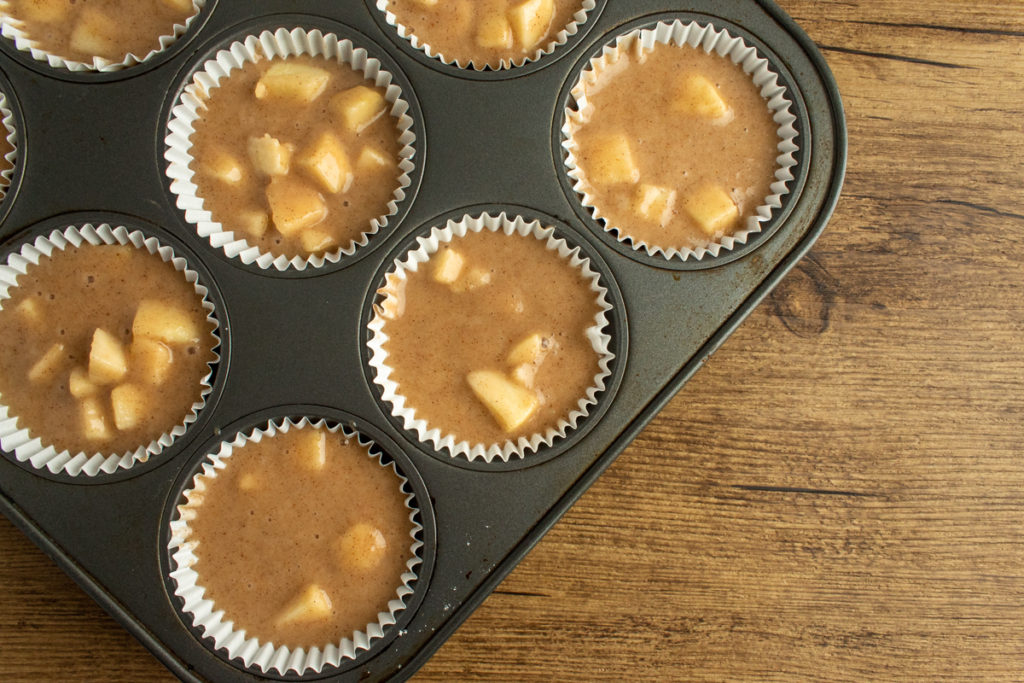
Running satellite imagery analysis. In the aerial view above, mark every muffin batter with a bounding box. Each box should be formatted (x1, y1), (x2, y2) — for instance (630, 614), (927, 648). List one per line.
(384, 0), (584, 68)
(4, 0), (196, 64)
(570, 41), (779, 251)
(190, 54), (402, 259)
(184, 425), (413, 648)
(0, 243), (215, 454)
(378, 228), (603, 446)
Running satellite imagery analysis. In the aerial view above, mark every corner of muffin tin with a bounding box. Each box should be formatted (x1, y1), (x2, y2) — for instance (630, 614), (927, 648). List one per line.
(159, 13), (426, 278)
(0, 0), (847, 679)
(360, 204), (629, 472)
(0, 0), (220, 84)
(553, 11), (814, 271)
(158, 405), (437, 679)
(0, 212), (230, 484)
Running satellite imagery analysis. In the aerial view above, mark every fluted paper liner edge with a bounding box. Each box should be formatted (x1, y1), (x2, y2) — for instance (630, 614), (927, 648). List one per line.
(0, 0), (205, 73)
(0, 223), (220, 477)
(367, 212), (615, 463)
(375, 0), (597, 71)
(562, 19), (801, 261)
(0, 88), (17, 199)
(168, 417), (424, 675)
(165, 27), (417, 272)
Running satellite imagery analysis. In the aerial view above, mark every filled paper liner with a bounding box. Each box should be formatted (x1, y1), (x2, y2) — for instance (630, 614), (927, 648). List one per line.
(0, 88), (17, 200)
(165, 27), (417, 272)
(367, 212), (614, 463)
(562, 19), (801, 261)
(0, 224), (219, 477)
(0, 0), (204, 73)
(168, 417), (424, 675)
(375, 0), (597, 71)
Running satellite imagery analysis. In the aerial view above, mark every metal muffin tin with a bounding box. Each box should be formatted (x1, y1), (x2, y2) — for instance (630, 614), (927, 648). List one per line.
(0, 0), (846, 680)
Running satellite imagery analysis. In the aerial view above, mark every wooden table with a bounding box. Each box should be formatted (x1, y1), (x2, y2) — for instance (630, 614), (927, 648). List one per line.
(2, 1), (1022, 680)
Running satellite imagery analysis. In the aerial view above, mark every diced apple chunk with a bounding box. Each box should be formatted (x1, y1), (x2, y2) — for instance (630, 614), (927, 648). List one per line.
(69, 8), (119, 59)
(160, 0), (194, 13)
(299, 227), (338, 254)
(133, 300), (203, 345)
(511, 362), (538, 388)
(88, 329), (128, 385)
(374, 273), (406, 321)
(507, 292), (525, 315)
(247, 134), (293, 176)
(683, 184), (740, 236)
(254, 62), (331, 103)
(276, 585), (333, 626)
(298, 132), (353, 194)
(80, 397), (112, 441)
(587, 133), (640, 185)
(234, 210), (270, 239)
(675, 74), (731, 119)
(337, 523), (388, 571)
(507, 333), (550, 367)
(69, 367), (99, 398)
(451, 267), (492, 293)
(14, 297), (42, 325)
(111, 384), (146, 431)
(467, 370), (539, 433)
(330, 85), (387, 134)
(130, 338), (174, 385)
(238, 472), (260, 491)
(508, 0), (554, 50)
(14, 297), (42, 326)
(18, 0), (71, 23)
(203, 148), (245, 186)
(266, 176), (328, 236)
(297, 429), (327, 471)
(432, 249), (464, 285)
(634, 184), (678, 226)
(477, 14), (513, 50)
(357, 146), (393, 172)
(28, 343), (66, 384)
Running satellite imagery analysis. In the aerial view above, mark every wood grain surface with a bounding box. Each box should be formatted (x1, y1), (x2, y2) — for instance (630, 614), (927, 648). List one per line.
(2, 1), (1023, 680)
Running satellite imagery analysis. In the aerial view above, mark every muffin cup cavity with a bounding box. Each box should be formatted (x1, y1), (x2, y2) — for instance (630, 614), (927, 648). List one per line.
(164, 27), (418, 272)
(562, 19), (801, 262)
(0, 0), (206, 73)
(374, 0), (597, 72)
(0, 223), (220, 477)
(167, 417), (425, 675)
(367, 211), (615, 463)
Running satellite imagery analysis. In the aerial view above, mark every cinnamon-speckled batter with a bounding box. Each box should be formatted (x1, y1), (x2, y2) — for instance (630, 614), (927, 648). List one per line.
(385, 0), (584, 68)
(184, 426), (413, 648)
(4, 0), (196, 63)
(0, 243), (215, 454)
(190, 54), (402, 259)
(570, 42), (779, 251)
(379, 228), (604, 446)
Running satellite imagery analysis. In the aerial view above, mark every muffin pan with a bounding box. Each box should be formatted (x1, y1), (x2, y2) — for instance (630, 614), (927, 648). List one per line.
(0, 0), (846, 680)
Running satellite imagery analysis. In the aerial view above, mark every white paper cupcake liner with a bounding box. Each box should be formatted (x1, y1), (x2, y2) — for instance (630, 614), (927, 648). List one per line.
(0, 223), (220, 477)
(562, 19), (801, 262)
(165, 27), (417, 272)
(0, 0), (204, 73)
(168, 417), (424, 675)
(367, 212), (615, 463)
(375, 0), (597, 71)
(0, 88), (17, 200)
